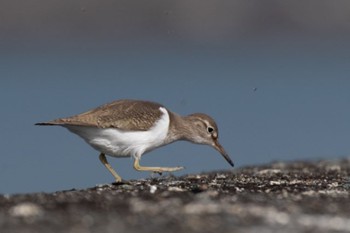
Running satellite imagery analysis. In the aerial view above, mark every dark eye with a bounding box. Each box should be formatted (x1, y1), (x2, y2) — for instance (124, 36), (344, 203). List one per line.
(207, 127), (214, 133)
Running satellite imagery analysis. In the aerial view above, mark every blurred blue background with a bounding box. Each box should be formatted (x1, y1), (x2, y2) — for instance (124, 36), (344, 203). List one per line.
(1, 0), (350, 194)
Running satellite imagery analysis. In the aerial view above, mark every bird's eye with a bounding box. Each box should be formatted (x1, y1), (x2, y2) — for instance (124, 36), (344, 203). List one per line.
(207, 127), (214, 133)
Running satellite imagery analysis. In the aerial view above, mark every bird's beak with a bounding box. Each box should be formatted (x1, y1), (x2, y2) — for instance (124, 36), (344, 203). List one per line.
(213, 140), (234, 167)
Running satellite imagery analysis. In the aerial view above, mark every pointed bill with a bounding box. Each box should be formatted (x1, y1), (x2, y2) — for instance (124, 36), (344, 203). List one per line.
(213, 140), (234, 167)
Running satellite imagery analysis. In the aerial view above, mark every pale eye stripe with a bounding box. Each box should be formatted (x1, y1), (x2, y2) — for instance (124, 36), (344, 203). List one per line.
(201, 119), (211, 128)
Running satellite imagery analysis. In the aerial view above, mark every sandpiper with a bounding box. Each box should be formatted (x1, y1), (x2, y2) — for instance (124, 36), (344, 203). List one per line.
(36, 99), (234, 182)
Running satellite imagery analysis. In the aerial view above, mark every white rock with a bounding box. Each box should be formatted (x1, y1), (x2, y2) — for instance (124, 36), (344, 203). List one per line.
(9, 202), (43, 218)
(150, 185), (157, 194)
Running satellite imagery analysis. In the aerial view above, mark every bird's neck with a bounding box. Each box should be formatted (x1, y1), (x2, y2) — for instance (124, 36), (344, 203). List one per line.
(165, 112), (196, 143)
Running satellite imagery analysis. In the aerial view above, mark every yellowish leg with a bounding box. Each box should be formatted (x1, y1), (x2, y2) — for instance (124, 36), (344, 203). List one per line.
(98, 153), (122, 183)
(133, 158), (184, 174)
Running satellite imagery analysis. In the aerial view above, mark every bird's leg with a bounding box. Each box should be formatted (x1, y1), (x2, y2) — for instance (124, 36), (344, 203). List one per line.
(133, 158), (184, 174)
(98, 153), (122, 183)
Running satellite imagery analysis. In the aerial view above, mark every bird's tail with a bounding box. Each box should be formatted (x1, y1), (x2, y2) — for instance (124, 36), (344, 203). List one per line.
(35, 122), (60, 126)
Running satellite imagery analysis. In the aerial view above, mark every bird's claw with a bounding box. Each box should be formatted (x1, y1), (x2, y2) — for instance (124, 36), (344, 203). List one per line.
(151, 171), (163, 176)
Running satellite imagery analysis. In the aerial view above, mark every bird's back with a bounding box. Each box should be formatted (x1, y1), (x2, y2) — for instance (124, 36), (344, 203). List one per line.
(36, 99), (165, 131)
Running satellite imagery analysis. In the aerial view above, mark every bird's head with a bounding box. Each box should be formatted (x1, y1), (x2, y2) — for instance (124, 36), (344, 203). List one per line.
(185, 113), (234, 167)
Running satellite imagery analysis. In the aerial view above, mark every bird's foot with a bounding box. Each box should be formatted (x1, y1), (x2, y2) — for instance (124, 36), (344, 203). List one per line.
(147, 166), (185, 174)
(112, 179), (130, 185)
(151, 166), (185, 177)
(134, 158), (185, 174)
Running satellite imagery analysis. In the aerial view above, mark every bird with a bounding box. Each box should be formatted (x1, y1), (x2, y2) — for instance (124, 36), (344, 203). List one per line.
(36, 99), (234, 182)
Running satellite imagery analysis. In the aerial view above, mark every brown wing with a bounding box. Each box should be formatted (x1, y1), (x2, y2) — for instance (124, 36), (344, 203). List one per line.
(36, 99), (165, 131)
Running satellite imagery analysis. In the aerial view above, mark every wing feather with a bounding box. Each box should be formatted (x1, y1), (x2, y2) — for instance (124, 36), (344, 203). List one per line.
(37, 100), (164, 131)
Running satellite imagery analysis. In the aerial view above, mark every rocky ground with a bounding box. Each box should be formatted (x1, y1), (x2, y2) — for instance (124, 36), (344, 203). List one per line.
(1, 159), (350, 233)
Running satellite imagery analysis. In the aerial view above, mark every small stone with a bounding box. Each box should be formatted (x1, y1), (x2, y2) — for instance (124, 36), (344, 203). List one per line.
(150, 185), (157, 194)
(168, 187), (186, 192)
(215, 174), (227, 179)
(328, 182), (338, 188)
(9, 202), (43, 218)
(258, 169), (282, 175)
(270, 180), (281, 185)
(120, 184), (133, 190)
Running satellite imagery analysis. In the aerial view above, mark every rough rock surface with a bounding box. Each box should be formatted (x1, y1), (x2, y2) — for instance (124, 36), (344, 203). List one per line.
(1, 160), (350, 233)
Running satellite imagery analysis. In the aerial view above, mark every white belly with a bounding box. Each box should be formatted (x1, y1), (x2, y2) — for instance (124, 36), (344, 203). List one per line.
(64, 107), (170, 159)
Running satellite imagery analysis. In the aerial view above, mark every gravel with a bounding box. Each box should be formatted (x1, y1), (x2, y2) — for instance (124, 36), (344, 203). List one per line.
(1, 159), (350, 233)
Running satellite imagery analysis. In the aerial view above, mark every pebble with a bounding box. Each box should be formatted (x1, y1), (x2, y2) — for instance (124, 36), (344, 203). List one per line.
(168, 187), (186, 192)
(149, 185), (157, 194)
(9, 202), (43, 218)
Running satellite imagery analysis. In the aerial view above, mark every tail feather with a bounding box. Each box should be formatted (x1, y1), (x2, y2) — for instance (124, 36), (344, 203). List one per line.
(35, 119), (95, 127)
(35, 122), (60, 126)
